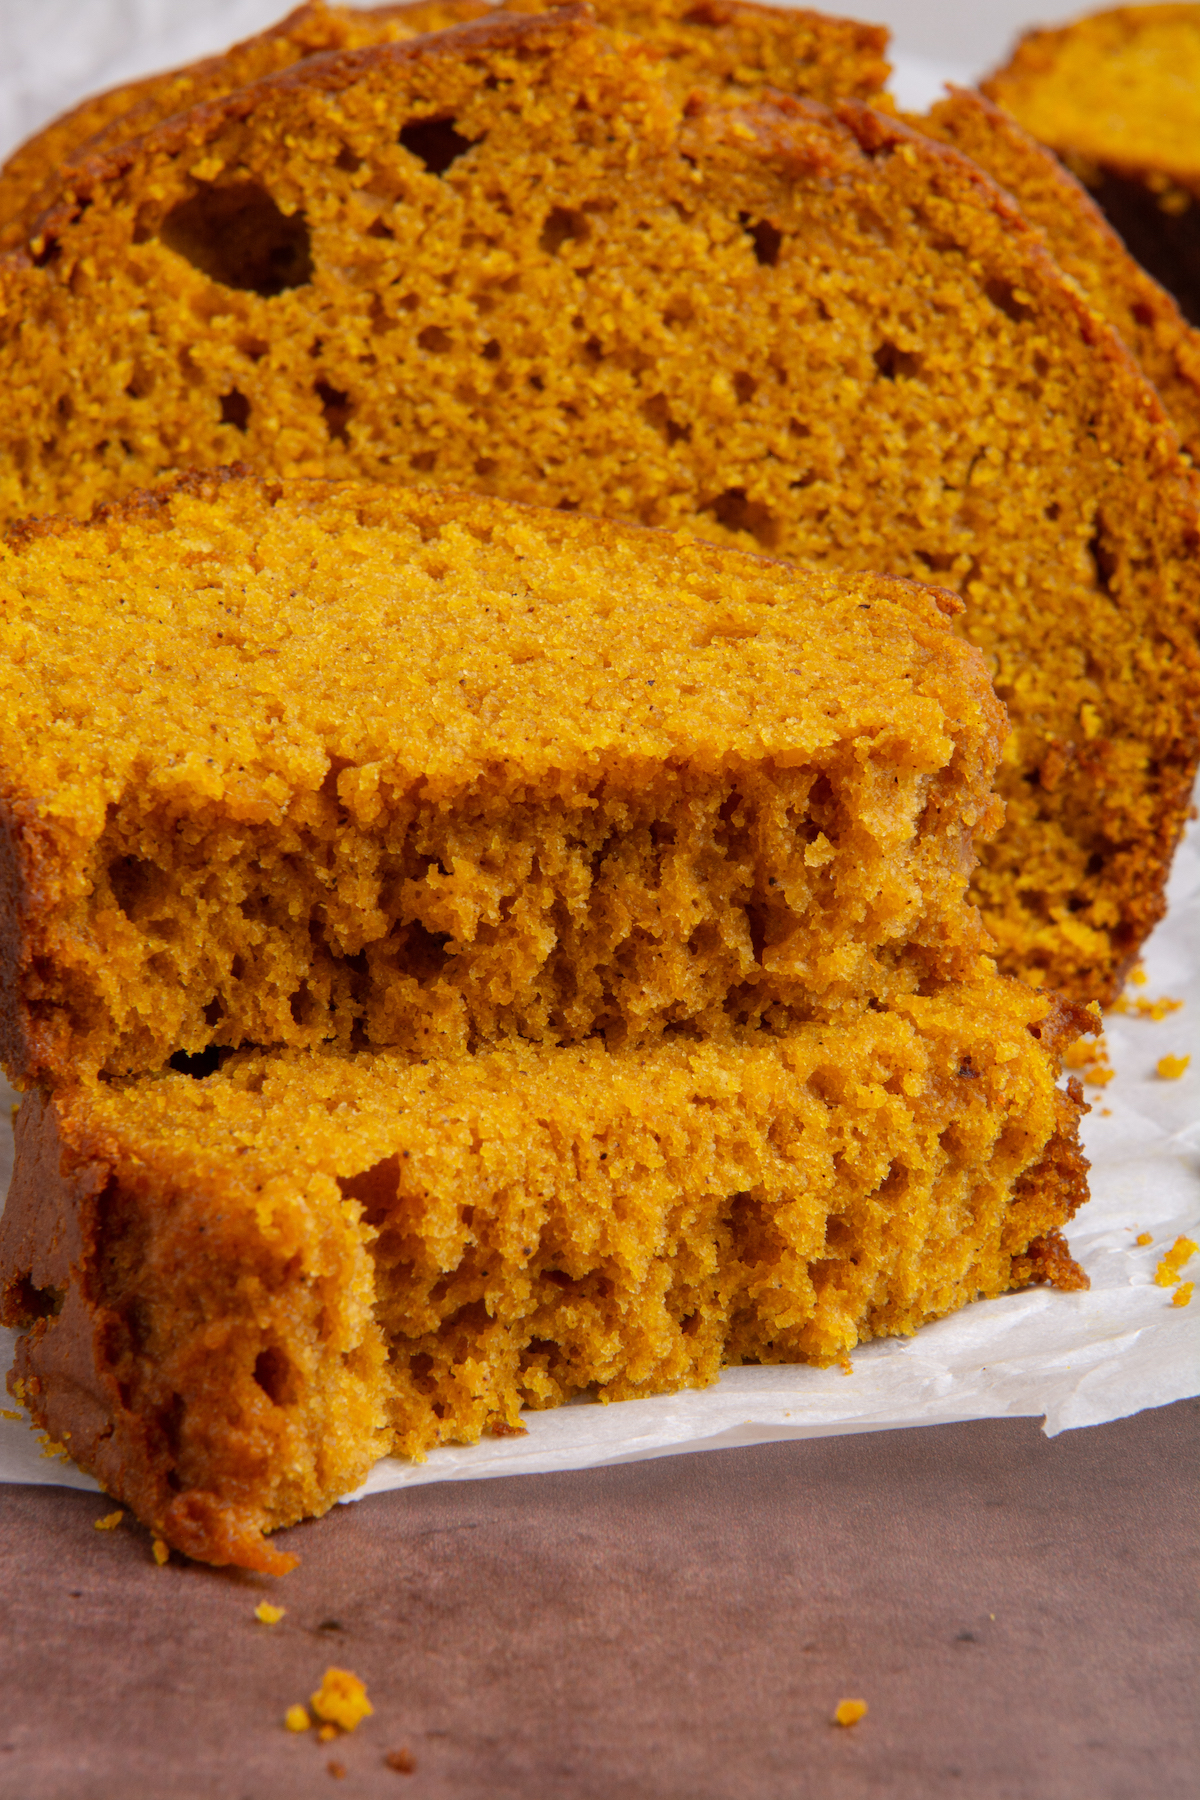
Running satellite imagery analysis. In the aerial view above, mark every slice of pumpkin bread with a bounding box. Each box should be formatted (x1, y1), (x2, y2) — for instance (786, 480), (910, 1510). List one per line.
(0, 473), (1003, 1087)
(984, 4), (1200, 327)
(1, 981), (1089, 1572)
(0, 9), (1196, 1002)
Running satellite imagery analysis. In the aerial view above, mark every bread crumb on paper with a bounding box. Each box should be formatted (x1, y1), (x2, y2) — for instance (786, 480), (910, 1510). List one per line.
(285, 1705), (311, 1733)
(312, 1669), (374, 1734)
(1155, 1237), (1198, 1287)
(93, 1511), (123, 1531)
(1172, 1282), (1193, 1308)
(255, 1601), (286, 1625)
(834, 1699), (868, 1727)
(1156, 1054), (1191, 1080)
(1135, 1232), (1153, 1246)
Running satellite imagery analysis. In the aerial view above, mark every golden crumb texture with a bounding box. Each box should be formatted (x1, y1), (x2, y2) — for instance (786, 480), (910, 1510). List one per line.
(0, 8), (1195, 999)
(1, 982), (1088, 1571)
(0, 474), (1004, 1087)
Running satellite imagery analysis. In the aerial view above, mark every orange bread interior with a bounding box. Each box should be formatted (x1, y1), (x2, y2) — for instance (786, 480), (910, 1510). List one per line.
(0, 474), (1003, 1086)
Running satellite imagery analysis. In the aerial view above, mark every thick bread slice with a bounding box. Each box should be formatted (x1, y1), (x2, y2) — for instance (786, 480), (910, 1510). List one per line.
(0, 472), (1002, 1086)
(0, 8), (1197, 1001)
(1, 986), (1089, 1570)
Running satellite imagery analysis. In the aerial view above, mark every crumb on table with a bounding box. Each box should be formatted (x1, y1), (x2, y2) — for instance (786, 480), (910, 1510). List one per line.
(834, 1699), (868, 1727)
(311, 1669), (374, 1733)
(255, 1601), (286, 1625)
(386, 1748), (417, 1773)
(93, 1510), (124, 1531)
(285, 1705), (311, 1733)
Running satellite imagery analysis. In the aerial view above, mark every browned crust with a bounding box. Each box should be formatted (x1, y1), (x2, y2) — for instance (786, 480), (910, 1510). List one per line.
(0, 1092), (299, 1574)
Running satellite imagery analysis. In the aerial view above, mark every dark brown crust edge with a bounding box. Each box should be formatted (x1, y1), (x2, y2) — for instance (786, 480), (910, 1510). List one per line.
(0, 1093), (298, 1574)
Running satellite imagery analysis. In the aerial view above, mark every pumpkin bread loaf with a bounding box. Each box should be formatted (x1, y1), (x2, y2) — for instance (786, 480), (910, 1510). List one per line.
(0, 0), (889, 255)
(0, 473), (1005, 1088)
(0, 9), (1197, 1002)
(915, 85), (1200, 458)
(1, 983), (1089, 1571)
(984, 4), (1200, 326)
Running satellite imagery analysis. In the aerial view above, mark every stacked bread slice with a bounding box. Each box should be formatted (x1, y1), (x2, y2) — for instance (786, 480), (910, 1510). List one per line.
(0, 475), (1089, 1570)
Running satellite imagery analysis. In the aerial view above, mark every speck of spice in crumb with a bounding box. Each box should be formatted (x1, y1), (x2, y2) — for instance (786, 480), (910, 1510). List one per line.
(312, 1668), (374, 1733)
(386, 1749), (417, 1774)
(151, 1536), (169, 1566)
(834, 1699), (868, 1727)
(1155, 1237), (1198, 1288)
(285, 1705), (311, 1733)
(1136, 1232), (1153, 1246)
(1172, 1282), (1193, 1308)
(93, 1510), (124, 1531)
(255, 1601), (286, 1625)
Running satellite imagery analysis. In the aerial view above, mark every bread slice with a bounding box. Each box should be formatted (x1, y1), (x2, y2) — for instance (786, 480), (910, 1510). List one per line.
(0, 472), (1003, 1087)
(1, 983), (1089, 1571)
(1, 7), (1198, 1002)
(984, 4), (1200, 327)
(0, 0), (889, 254)
(915, 86), (1200, 458)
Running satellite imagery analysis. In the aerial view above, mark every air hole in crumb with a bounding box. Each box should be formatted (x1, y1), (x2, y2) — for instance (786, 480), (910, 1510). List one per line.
(418, 324), (451, 354)
(410, 450), (437, 472)
(159, 183), (312, 294)
(733, 370), (756, 404)
(202, 998), (225, 1027)
(739, 214), (782, 267)
(169, 1046), (227, 1079)
(315, 380), (351, 442)
(481, 337), (501, 361)
(253, 1345), (298, 1407)
(984, 277), (1034, 324)
(873, 340), (921, 381)
(219, 388), (251, 431)
(539, 206), (589, 255)
(399, 117), (477, 174)
(290, 982), (317, 1026)
(335, 145), (362, 173)
(707, 487), (779, 550)
(1088, 524), (1118, 596)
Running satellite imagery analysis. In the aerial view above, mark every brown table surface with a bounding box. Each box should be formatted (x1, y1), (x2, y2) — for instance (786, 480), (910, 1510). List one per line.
(1, 1399), (1196, 1800)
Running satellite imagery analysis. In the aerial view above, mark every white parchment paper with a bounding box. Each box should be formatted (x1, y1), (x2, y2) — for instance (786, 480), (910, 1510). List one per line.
(0, 8), (1197, 1500)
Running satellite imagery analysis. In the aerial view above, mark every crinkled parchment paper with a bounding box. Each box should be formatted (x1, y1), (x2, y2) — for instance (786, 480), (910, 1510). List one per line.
(0, 14), (1196, 1500)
